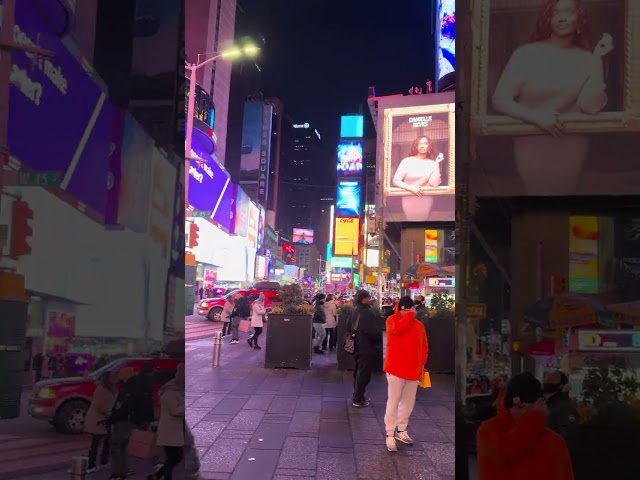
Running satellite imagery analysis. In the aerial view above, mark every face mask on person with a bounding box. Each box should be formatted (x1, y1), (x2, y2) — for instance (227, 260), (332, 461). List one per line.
(543, 383), (561, 395)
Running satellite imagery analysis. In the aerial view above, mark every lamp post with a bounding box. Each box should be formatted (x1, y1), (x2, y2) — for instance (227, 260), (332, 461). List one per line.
(184, 45), (259, 202)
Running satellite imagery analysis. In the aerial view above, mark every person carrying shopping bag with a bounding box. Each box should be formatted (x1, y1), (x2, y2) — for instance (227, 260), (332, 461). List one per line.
(383, 296), (428, 452)
(85, 370), (118, 472)
(248, 293), (266, 350)
(229, 292), (250, 344)
(220, 296), (235, 337)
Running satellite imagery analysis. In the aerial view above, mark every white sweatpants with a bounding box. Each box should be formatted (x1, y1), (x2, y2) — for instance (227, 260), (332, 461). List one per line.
(384, 373), (419, 436)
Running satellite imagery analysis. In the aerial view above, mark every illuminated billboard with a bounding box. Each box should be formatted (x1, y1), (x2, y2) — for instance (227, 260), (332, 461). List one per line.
(380, 96), (455, 222)
(334, 218), (360, 256)
(336, 180), (361, 217)
(292, 228), (314, 245)
(470, 0), (640, 197)
(569, 216), (599, 294)
(436, 0), (455, 83)
(337, 141), (363, 176)
(425, 230), (439, 263)
(340, 115), (364, 138)
(331, 256), (353, 269)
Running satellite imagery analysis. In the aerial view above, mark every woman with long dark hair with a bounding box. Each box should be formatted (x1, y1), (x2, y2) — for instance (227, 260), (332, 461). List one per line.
(392, 135), (444, 221)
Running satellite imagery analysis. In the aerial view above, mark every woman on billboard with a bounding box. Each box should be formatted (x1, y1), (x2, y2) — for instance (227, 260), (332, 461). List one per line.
(491, 0), (614, 195)
(392, 136), (445, 221)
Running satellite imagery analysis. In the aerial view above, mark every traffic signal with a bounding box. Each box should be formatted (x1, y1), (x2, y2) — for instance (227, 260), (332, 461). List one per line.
(400, 282), (406, 288)
(551, 275), (566, 295)
(10, 200), (33, 258)
(188, 222), (199, 248)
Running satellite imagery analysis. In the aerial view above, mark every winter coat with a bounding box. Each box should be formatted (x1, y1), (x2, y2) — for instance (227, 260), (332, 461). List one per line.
(384, 309), (428, 381)
(84, 383), (117, 435)
(156, 379), (185, 447)
(313, 302), (326, 324)
(251, 301), (266, 328)
(221, 300), (234, 323)
(323, 300), (337, 328)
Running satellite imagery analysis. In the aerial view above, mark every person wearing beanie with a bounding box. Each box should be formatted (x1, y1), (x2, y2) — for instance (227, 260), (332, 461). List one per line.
(383, 296), (427, 452)
(347, 290), (383, 407)
(476, 372), (574, 480)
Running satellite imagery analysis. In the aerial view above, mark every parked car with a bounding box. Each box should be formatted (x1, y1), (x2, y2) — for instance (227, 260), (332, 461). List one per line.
(197, 289), (282, 322)
(28, 356), (182, 434)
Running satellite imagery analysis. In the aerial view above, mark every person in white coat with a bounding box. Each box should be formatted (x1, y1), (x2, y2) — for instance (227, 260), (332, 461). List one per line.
(322, 294), (338, 351)
(152, 364), (185, 480)
(248, 293), (266, 350)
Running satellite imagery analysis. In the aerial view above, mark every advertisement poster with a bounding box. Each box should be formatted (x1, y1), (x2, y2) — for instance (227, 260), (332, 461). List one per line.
(281, 243), (295, 265)
(436, 0), (455, 83)
(187, 142), (232, 224)
(6, 0), (113, 218)
(425, 230), (439, 263)
(336, 180), (361, 217)
(240, 101), (264, 179)
(118, 114), (153, 233)
(569, 216), (599, 294)
(233, 186), (250, 237)
(382, 100), (455, 222)
(247, 202), (260, 247)
(293, 228), (314, 245)
(334, 218), (360, 256)
(257, 206), (265, 253)
(337, 141), (363, 176)
(471, 0), (640, 197)
(149, 149), (176, 258)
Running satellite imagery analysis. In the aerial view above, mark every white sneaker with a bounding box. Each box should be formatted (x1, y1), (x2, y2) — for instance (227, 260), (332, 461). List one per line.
(395, 430), (413, 445)
(386, 435), (397, 452)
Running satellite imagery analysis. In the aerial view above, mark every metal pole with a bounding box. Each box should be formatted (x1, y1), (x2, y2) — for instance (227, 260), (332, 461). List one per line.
(184, 64), (198, 204)
(212, 331), (222, 367)
(69, 456), (88, 480)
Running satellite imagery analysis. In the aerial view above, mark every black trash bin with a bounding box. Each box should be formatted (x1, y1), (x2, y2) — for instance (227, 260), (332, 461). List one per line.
(264, 314), (313, 369)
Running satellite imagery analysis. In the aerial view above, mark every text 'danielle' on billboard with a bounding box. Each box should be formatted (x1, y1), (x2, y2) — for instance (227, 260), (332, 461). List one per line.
(381, 99), (455, 222)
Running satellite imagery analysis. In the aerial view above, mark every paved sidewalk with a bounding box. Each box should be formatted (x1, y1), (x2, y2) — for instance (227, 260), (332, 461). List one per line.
(186, 330), (455, 480)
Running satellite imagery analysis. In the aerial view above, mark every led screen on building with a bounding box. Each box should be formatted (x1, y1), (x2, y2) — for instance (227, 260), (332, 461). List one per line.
(337, 141), (363, 176)
(340, 115), (364, 138)
(380, 95), (455, 222)
(293, 228), (314, 245)
(436, 0), (455, 83)
(336, 180), (361, 217)
(333, 218), (360, 256)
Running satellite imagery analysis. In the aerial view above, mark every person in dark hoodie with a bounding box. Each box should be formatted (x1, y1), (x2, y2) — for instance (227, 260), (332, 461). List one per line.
(229, 292), (250, 344)
(312, 294), (327, 354)
(544, 370), (579, 464)
(108, 363), (155, 480)
(476, 371), (573, 480)
(348, 290), (383, 407)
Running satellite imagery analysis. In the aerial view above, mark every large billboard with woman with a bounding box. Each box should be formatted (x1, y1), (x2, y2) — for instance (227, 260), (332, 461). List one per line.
(470, 0), (640, 196)
(379, 93), (455, 222)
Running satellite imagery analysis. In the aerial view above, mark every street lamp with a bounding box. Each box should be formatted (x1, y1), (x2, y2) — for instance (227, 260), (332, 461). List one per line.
(185, 43), (259, 168)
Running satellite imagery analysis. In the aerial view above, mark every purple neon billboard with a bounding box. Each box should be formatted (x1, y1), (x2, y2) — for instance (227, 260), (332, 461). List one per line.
(6, 0), (113, 217)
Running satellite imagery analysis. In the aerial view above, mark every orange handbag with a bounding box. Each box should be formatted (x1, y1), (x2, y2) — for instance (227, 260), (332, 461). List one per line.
(419, 370), (431, 388)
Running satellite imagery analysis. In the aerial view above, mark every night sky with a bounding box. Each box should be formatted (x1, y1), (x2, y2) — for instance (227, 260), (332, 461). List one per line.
(235, 0), (435, 145)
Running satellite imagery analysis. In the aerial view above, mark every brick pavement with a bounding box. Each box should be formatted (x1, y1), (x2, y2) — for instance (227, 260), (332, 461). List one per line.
(186, 329), (456, 480)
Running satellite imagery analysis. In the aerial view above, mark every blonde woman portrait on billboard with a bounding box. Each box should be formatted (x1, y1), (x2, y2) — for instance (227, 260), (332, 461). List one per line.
(492, 0), (614, 195)
(392, 136), (445, 221)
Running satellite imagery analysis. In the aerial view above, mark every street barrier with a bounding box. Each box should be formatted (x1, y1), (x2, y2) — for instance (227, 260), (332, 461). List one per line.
(69, 456), (88, 480)
(212, 331), (222, 367)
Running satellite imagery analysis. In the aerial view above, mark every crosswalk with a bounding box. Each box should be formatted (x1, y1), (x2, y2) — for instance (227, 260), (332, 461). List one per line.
(185, 317), (222, 342)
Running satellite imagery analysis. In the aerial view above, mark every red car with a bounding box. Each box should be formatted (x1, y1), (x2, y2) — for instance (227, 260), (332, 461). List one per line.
(28, 356), (182, 434)
(197, 289), (282, 322)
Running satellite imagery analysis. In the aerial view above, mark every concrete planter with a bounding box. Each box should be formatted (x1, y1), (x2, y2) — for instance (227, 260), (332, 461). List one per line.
(264, 314), (313, 369)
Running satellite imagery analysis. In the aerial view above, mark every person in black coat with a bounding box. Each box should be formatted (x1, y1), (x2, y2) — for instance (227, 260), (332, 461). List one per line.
(348, 290), (383, 407)
(229, 292), (250, 344)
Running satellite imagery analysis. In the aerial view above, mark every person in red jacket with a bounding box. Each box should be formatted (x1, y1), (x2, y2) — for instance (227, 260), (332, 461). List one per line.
(383, 296), (428, 452)
(476, 371), (574, 480)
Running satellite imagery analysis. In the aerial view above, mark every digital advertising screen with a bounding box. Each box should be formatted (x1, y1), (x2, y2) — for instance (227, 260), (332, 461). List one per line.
(340, 115), (364, 138)
(233, 186), (251, 237)
(337, 141), (363, 176)
(470, 0), (640, 197)
(380, 95), (455, 222)
(240, 101), (264, 179)
(292, 228), (314, 245)
(436, 0), (455, 83)
(333, 218), (360, 256)
(247, 202), (260, 247)
(336, 180), (361, 217)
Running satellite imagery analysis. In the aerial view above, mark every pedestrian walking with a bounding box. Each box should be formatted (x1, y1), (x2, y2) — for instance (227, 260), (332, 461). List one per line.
(248, 293), (266, 349)
(220, 296), (234, 337)
(32, 352), (44, 382)
(229, 292), (250, 344)
(151, 365), (186, 480)
(383, 296), (428, 452)
(108, 364), (155, 480)
(85, 370), (118, 472)
(348, 290), (383, 407)
(312, 294), (327, 354)
(322, 294), (338, 351)
(476, 372), (574, 480)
